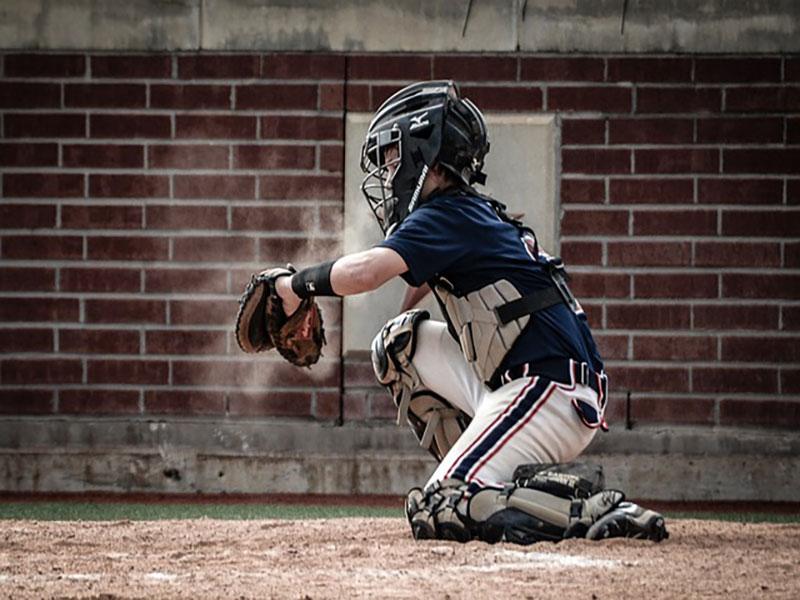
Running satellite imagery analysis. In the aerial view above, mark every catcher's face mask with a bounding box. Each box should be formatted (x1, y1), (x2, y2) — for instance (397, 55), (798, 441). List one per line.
(360, 125), (403, 235)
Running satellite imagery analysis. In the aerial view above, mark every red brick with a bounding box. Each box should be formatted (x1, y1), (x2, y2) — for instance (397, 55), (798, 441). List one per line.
(173, 358), (338, 388)
(790, 180), (800, 205)
(695, 242), (781, 267)
(697, 117), (783, 144)
(260, 116), (342, 140)
(61, 205), (143, 229)
(562, 149), (630, 174)
(609, 179), (693, 204)
(633, 210), (717, 236)
(146, 330), (227, 355)
(694, 304), (779, 331)
(0, 267), (55, 292)
(148, 144), (229, 169)
(234, 145), (315, 170)
(561, 209), (628, 236)
(1, 359), (82, 384)
(560, 241), (602, 266)
(0, 297), (78, 322)
(91, 55), (172, 78)
(90, 114), (171, 138)
(59, 390), (140, 415)
(0, 328), (53, 352)
(144, 391), (225, 416)
(696, 58), (781, 83)
(5, 113), (86, 138)
(178, 55), (259, 79)
(785, 306), (800, 330)
(144, 268), (228, 294)
(87, 236), (168, 261)
(789, 118), (800, 144)
(261, 53), (344, 79)
(319, 83), (344, 110)
(434, 56), (518, 81)
(788, 242), (800, 268)
(228, 391), (313, 418)
(65, 84), (146, 108)
(569, 273), (629, 299)
(580, 302), (603, 326)
(610, 366), (690, 393)
(719, 398), (800, 429)
(633, 335), (716, 361)
(85, 299), (166, 324)
(170, 299), (231, 325)
(517, 57), (602, 81)
(722, 337), (799, 363)
(607, 303), (690, 330)
(609, 118), (693, 144)
(0, 82), (60, 108)
(549, 87), (632, 113)
(60, 267), (140, 293)
(150, 84), (231, 109)
(0, 143), (58, 167)
(0, 389), (54, 415)
(560, 179), (605, 204)
(722, 210), (798, 237)
(318, 205), (343, 234)
(459, 85), (542, 111)
(319, 145), (344, 172)
(60, 329), (140, 354)
(63, 144), (143, 168)
(635, 149), (718, 174)
(346, 84), (370, 111)
(593, 334), (628, 360)
(176, 115), (256, 139)
(232, 206), (313, 232)
(258, 237), (341, 264)
(783, 370), (800, 393)
(174, 175), (255, 199)
(0, 204), (56, 229)
(344, 360), (378, 387)
(637, 88), (721, 114)
(617, 397), (715, 425)
(634, 273), (718, 299)
(561, 119), (605, 145)
(725, 87), (800, 112)
(3, 173), (84, 198)
(606, 58), (691, 83)
(789, 59), (800, 82)
(89, 174), (169, 198)
(146, 205), (227, 230)
(723, 274), (800, 300)
(5, 53), (85, 77)
(2, 236), (82, 260)
(724, 149), (800, 174)
(315, 391), (340, 420)
(260, 175), (341, 200)
(172, 236), (256, 262)
(607, 242), (691, 267)
(694, 367), (778, 394)
(698, 179), (783, 205)
(342, 390), (368, 420)
(236, 84), (318, 110)
(347, 55), (431, 80)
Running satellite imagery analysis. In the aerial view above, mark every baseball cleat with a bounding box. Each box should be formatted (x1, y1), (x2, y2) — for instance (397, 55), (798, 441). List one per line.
(585, 501), (669, 542)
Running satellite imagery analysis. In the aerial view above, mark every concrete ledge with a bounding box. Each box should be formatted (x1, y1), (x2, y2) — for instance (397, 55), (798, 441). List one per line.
(1, 418), (798, 500)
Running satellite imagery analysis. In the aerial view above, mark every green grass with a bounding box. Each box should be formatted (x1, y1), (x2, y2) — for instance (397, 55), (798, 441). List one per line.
(0, 502), (797, 523)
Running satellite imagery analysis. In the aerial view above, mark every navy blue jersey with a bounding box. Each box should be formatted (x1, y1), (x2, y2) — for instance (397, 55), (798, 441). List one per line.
(378, 190), (604, 380)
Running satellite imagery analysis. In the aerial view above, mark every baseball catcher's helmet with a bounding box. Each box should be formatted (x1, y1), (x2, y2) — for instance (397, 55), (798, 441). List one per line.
(360, 80), (490, 236)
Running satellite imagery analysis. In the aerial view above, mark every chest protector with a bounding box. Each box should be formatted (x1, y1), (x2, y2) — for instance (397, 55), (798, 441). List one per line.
(432, 254), (576, 385)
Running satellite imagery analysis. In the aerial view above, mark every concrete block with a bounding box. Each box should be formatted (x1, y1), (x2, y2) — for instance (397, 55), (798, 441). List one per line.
(0, 0), (199, 50)
(519, 0), (800, 53)
(343, 112), (557, 352)
(202, 0), (516, 51)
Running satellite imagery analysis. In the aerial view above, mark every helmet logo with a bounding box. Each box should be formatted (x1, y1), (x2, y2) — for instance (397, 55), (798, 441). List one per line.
(409, 111), (430, 132)
(407, 164), (429, 214)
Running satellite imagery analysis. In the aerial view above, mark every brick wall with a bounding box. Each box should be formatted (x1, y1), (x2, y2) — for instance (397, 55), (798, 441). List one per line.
(1, 53), (798, 429)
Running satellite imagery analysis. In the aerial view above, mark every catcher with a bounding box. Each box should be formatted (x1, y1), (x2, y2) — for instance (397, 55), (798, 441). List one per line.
(236, 80), (668, 545)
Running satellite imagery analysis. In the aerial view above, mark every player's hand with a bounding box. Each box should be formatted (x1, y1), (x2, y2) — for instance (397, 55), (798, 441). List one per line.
(275, 275), (302, 316)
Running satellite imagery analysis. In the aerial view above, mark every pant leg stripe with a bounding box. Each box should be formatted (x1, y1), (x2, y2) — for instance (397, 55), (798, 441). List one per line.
(449, 377), (552, 482)
(443, 376), (539, 481)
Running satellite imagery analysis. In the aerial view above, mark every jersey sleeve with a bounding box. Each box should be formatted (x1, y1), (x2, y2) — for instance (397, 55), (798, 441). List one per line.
(377, 200), (473, 287)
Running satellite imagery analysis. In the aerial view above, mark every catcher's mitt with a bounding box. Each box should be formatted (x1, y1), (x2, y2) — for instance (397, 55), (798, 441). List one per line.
(235, 266), (326, 367)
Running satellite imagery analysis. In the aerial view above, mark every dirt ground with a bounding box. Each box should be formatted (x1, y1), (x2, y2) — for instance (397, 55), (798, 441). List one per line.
(1, 517), (798, 599)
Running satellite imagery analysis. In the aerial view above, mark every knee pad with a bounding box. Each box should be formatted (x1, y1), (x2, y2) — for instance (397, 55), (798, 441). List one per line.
(372, 310), (469, 461)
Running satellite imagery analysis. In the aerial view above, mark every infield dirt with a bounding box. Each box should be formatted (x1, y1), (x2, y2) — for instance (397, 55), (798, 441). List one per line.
(1, 517), (798, 599)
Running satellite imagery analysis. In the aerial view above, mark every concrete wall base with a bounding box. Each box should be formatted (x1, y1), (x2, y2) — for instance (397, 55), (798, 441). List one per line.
(1, 418), (798, 501)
